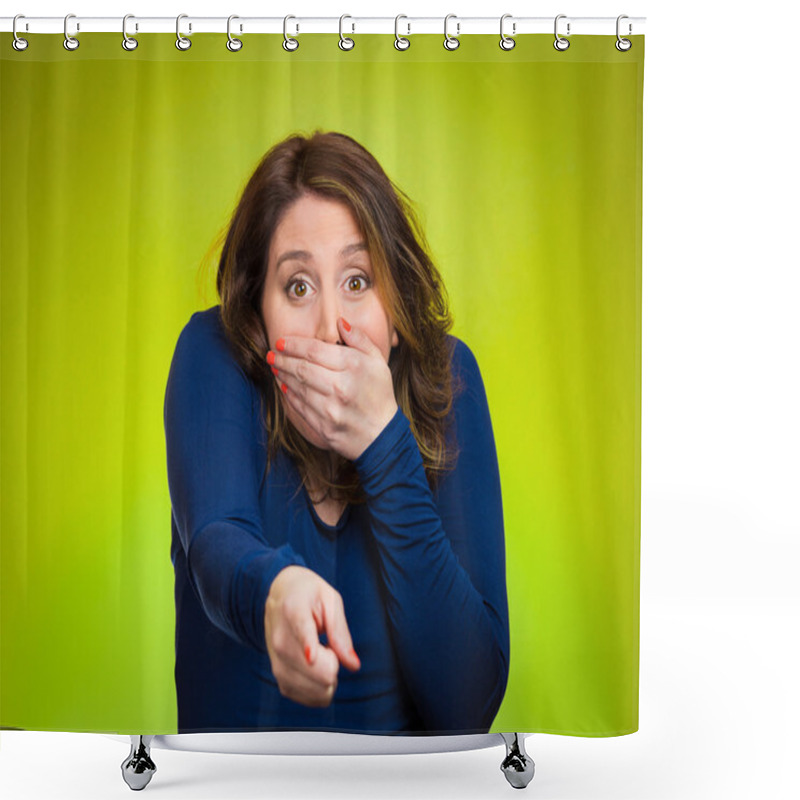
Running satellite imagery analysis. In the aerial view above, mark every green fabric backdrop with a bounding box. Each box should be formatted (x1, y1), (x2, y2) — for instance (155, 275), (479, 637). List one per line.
(0, 32), (643, 736)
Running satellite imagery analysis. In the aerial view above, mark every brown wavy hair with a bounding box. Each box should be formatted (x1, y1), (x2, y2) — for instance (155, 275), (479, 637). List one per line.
(216, 130), (455, 505)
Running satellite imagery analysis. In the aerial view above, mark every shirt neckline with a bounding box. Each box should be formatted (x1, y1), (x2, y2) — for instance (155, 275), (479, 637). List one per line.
(302, 483), (352, 536)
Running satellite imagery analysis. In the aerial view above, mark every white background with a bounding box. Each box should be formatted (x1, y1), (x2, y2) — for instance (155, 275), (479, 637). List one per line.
(2, 1), (799, 798)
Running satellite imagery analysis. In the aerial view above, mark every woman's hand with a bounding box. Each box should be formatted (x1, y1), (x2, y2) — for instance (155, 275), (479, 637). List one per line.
(264, 565), (361, 708)
(268, 318), (398, 461)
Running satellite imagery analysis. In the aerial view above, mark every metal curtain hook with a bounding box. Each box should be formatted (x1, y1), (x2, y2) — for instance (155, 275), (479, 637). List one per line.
(444, 14), (460, 51)
(616, 14), (632, 51)
(499, 14), (515, 51)
(283, 15), (299, 51)
(227, 15), (243, 51)
(64, 13), (79, 51)
(176, 14), (191, 51)
(394, 14), (410, 51)
(122, 14), (138, 51)
(12, 14), (29, 51)
(339, 14), (355, 50)
(554, 14), (570, 51)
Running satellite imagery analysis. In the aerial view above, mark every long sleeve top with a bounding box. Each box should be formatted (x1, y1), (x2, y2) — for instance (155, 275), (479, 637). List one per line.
(165, 305), (509, 735)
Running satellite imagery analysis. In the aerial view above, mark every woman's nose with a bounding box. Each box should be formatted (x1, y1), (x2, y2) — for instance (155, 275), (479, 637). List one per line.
(316, 291), (342, 344)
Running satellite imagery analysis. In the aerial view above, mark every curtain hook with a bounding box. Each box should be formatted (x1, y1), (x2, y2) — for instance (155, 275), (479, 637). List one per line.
(283, 15), (299, 51)
(12, 14), (29, 51)
(394, 14), (410, 51)
(616, 15), (632, 51)
(122, 14), (138, 51)
(176, 14), (191, 51)
(339, 14), (355, 51)
(443, 14), (460, 51)
(64, 13), (80, 51)
(499, 14), (516, 51)
(553, 14), (570, 51)
(227, 15), (243, 51)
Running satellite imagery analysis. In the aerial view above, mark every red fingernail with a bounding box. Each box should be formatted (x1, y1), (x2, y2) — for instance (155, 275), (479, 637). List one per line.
(305, 645), (312, 664)
(271, 367), (278, 376)
(342, 319), (352, 332)
(276, 338), (286, 352)
(267, 351), (275, 366)
(281, 383), (288, 394)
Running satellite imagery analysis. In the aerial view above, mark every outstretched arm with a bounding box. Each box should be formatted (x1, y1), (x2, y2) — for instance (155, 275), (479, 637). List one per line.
(165, 310), (307, 653)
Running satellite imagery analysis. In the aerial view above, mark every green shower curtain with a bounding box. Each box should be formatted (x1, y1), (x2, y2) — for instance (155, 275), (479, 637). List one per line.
(0, 32), (643, 736)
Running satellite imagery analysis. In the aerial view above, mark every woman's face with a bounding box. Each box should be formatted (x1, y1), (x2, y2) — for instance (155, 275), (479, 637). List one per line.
(261, 193), (399, 449)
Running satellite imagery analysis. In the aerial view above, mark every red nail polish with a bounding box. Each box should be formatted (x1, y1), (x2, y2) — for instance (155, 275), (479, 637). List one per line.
(281, 383), (288, 394)
(342, 319), (352, 332)
(276, 338), (286, 352)
(305, 645), (312, 664)
(271, 367), (278, 376)
(267, 351), (275, 366)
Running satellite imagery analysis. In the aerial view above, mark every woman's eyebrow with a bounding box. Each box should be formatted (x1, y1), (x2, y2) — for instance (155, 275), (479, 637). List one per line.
(275, 242), (368, 271)
(340, 241), (368, 258)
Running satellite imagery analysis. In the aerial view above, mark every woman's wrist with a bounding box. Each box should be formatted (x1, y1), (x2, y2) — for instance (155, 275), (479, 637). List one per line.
(352, 401), (399, 461)
(353, 405), (417, 488)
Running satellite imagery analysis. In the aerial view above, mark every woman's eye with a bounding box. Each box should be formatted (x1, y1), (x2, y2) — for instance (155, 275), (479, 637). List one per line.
(288, 280), (308, 298)
(347, 276), (368, 292)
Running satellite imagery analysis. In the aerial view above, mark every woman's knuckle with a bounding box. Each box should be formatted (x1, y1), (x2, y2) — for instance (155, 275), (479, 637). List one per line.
(322, 598), (338, 624)
(279, 683), (298, 702)
(325, 404), (341, 427)
(308, 341), (323, 363)
(271, 630), (288, 657)
(279, 596), (299, 623)
(333, 380), (350, 406)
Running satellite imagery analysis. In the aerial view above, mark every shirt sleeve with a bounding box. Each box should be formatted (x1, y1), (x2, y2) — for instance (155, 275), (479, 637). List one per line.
(354, 338), (510, 733)
(164, 310), (307, 654)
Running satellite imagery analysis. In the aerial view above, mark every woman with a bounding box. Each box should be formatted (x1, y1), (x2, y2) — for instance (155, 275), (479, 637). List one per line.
(165, 131), (509, 734)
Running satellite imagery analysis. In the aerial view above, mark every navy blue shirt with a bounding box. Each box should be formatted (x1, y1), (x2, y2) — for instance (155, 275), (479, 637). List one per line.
(165, 306), (509, 734)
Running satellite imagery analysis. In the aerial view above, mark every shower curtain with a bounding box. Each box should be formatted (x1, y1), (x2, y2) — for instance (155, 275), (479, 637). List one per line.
(0, 29), (643, 738)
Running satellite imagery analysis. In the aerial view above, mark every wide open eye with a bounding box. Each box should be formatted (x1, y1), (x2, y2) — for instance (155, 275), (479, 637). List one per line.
(347, 275), (370, 293)
(287, 279), (308, 298)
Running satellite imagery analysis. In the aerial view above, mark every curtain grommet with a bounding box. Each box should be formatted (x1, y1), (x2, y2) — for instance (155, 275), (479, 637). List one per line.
(615, 15), (632, 51)
(176, 14), (191, 51)
(394, 15), (410, 51)
(443, 14), (460, 51)
(12, 15), (29, 51)
(499, 14), (516, 51)
(553, 14), (570, 51)
(283, 15), (299, 52)
(64, 13), (80, 51)
(227, 15), (243, 52)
